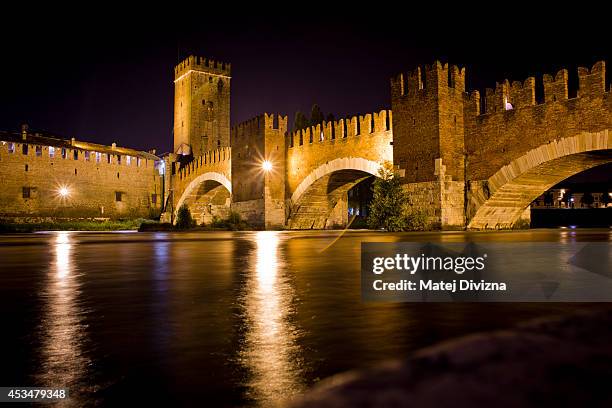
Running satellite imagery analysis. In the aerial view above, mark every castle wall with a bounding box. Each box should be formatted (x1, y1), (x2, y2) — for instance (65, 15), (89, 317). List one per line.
(0, 135), (162, 220)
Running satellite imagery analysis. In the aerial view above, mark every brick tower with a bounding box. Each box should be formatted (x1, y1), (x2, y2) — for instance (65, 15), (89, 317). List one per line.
(173, 55), (231, 157)
(230, 114), (288, 229)
(391, 61), (466, 228)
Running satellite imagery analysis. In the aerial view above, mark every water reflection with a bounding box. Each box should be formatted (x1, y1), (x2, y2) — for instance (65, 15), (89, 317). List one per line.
(240, 231), (305, 406)
(36, 232), (89, 397)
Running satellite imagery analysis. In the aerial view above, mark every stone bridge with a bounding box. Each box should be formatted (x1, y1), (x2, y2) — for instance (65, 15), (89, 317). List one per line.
(464, 62), (611, 229)
(392, 60), (612, 230)
(167, 147), (232, 224)
(166, 111), (392, 228)
(286, 110), (393, 228)
(168, 60), (610, 230)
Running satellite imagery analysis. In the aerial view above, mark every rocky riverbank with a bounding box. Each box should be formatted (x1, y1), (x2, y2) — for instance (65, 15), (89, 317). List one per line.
(289, 308), (612, 407)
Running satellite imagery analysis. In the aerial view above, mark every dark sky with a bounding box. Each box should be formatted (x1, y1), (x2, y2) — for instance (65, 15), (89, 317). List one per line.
(1, 11), (610, 159)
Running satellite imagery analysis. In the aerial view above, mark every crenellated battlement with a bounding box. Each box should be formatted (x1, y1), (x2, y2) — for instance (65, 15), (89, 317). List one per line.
(174, 55), (232, 80)
(391, 61), (465, 99)
(230, 113), (288, 141)
(178, 146), (232, 180)
(464, 60), (611, 184)
(578, 61), (606, 97)
(467, 61), (608, 115)
(288, 110), (392, 148)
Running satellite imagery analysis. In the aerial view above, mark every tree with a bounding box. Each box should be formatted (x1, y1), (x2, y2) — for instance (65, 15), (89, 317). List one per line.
(367, 162), (426, 231)
(310, 104), (325, 126)
(175, 204), (195, 229)
(293, 111), (309, 131)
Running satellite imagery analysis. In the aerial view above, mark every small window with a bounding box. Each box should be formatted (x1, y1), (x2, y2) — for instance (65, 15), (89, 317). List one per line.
(126, 156), (131, 165)
(49, 146), (55, 158)
(151, 194), (157, 204)
(107, 154), (111, 164)
(75, 168), (77, 175)
(61, 148), (67, 159)
(84, 151), (90, 161)
(137, 157), (141, 167)
(117, 155), (121, 165)
(73, 150), (78, 160)
(96, 152), (101, 163)
(8, 143), (15, 153)
(22, 144), (28, 155)
(22, 187), (31, 199)
(35, 146), (42, 156)
(217, 139), (221, 147)
(115, 192), (122, 202)
(25, 164), (28, 172)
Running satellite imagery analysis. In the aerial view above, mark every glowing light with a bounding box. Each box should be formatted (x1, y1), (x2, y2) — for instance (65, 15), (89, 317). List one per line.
(55, 231), (71, 279)
(58, 186), (70, 197)
(240, 231), (305, 403)
(255, 231), (279, 291)
(262, 160), (273, 172)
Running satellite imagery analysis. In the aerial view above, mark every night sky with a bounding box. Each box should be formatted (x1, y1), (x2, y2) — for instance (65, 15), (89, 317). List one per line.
(2, 12), (610, 164)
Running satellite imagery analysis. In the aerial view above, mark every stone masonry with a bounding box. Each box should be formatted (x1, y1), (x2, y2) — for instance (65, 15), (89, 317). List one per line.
(0, 128), (163, 220)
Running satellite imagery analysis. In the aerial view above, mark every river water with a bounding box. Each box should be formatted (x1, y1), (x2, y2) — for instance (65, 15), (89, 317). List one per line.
(0, 229), (610, 406)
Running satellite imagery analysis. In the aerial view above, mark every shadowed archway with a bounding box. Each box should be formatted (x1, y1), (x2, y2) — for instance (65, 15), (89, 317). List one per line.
(174, 172), (232, 225)
(288, 158), (382, 229)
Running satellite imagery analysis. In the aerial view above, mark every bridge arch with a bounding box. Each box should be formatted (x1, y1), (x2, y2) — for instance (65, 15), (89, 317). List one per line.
(288, 157), (383, 229)
(174, 172), (232, 225)
(468, 130), (612, 229)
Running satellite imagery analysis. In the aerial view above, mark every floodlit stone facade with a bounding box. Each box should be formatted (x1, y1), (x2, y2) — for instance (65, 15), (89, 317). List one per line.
(171, 56), (611, 230)
(391, 61), (612, 229)
(173, 56), (231, 156)
(0, 128), (163, 221)
(4, 54), (609, 230)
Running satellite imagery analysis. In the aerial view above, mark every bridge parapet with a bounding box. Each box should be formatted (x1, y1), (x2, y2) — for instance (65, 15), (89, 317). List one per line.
(289, 110), (392, 147)
(465, 61), (611, 182)
(287, 110), (393, 198)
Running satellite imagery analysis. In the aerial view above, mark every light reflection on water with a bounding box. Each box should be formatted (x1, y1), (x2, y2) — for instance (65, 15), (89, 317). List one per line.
(0, 229), (608, 407)
(239, 231), (305, 406)
(36, 231), (89, 401)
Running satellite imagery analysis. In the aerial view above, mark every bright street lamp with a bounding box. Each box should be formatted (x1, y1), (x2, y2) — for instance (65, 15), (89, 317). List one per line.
(262, 160), (273, 172)
(58, 186), (70, 197)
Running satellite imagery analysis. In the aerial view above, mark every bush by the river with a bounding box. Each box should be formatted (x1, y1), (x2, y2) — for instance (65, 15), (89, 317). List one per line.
(0, 218), (151, 233)
(367, 162), (429, 232)
(175, 204), (196, 230)
(208, 211), (252, 231)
